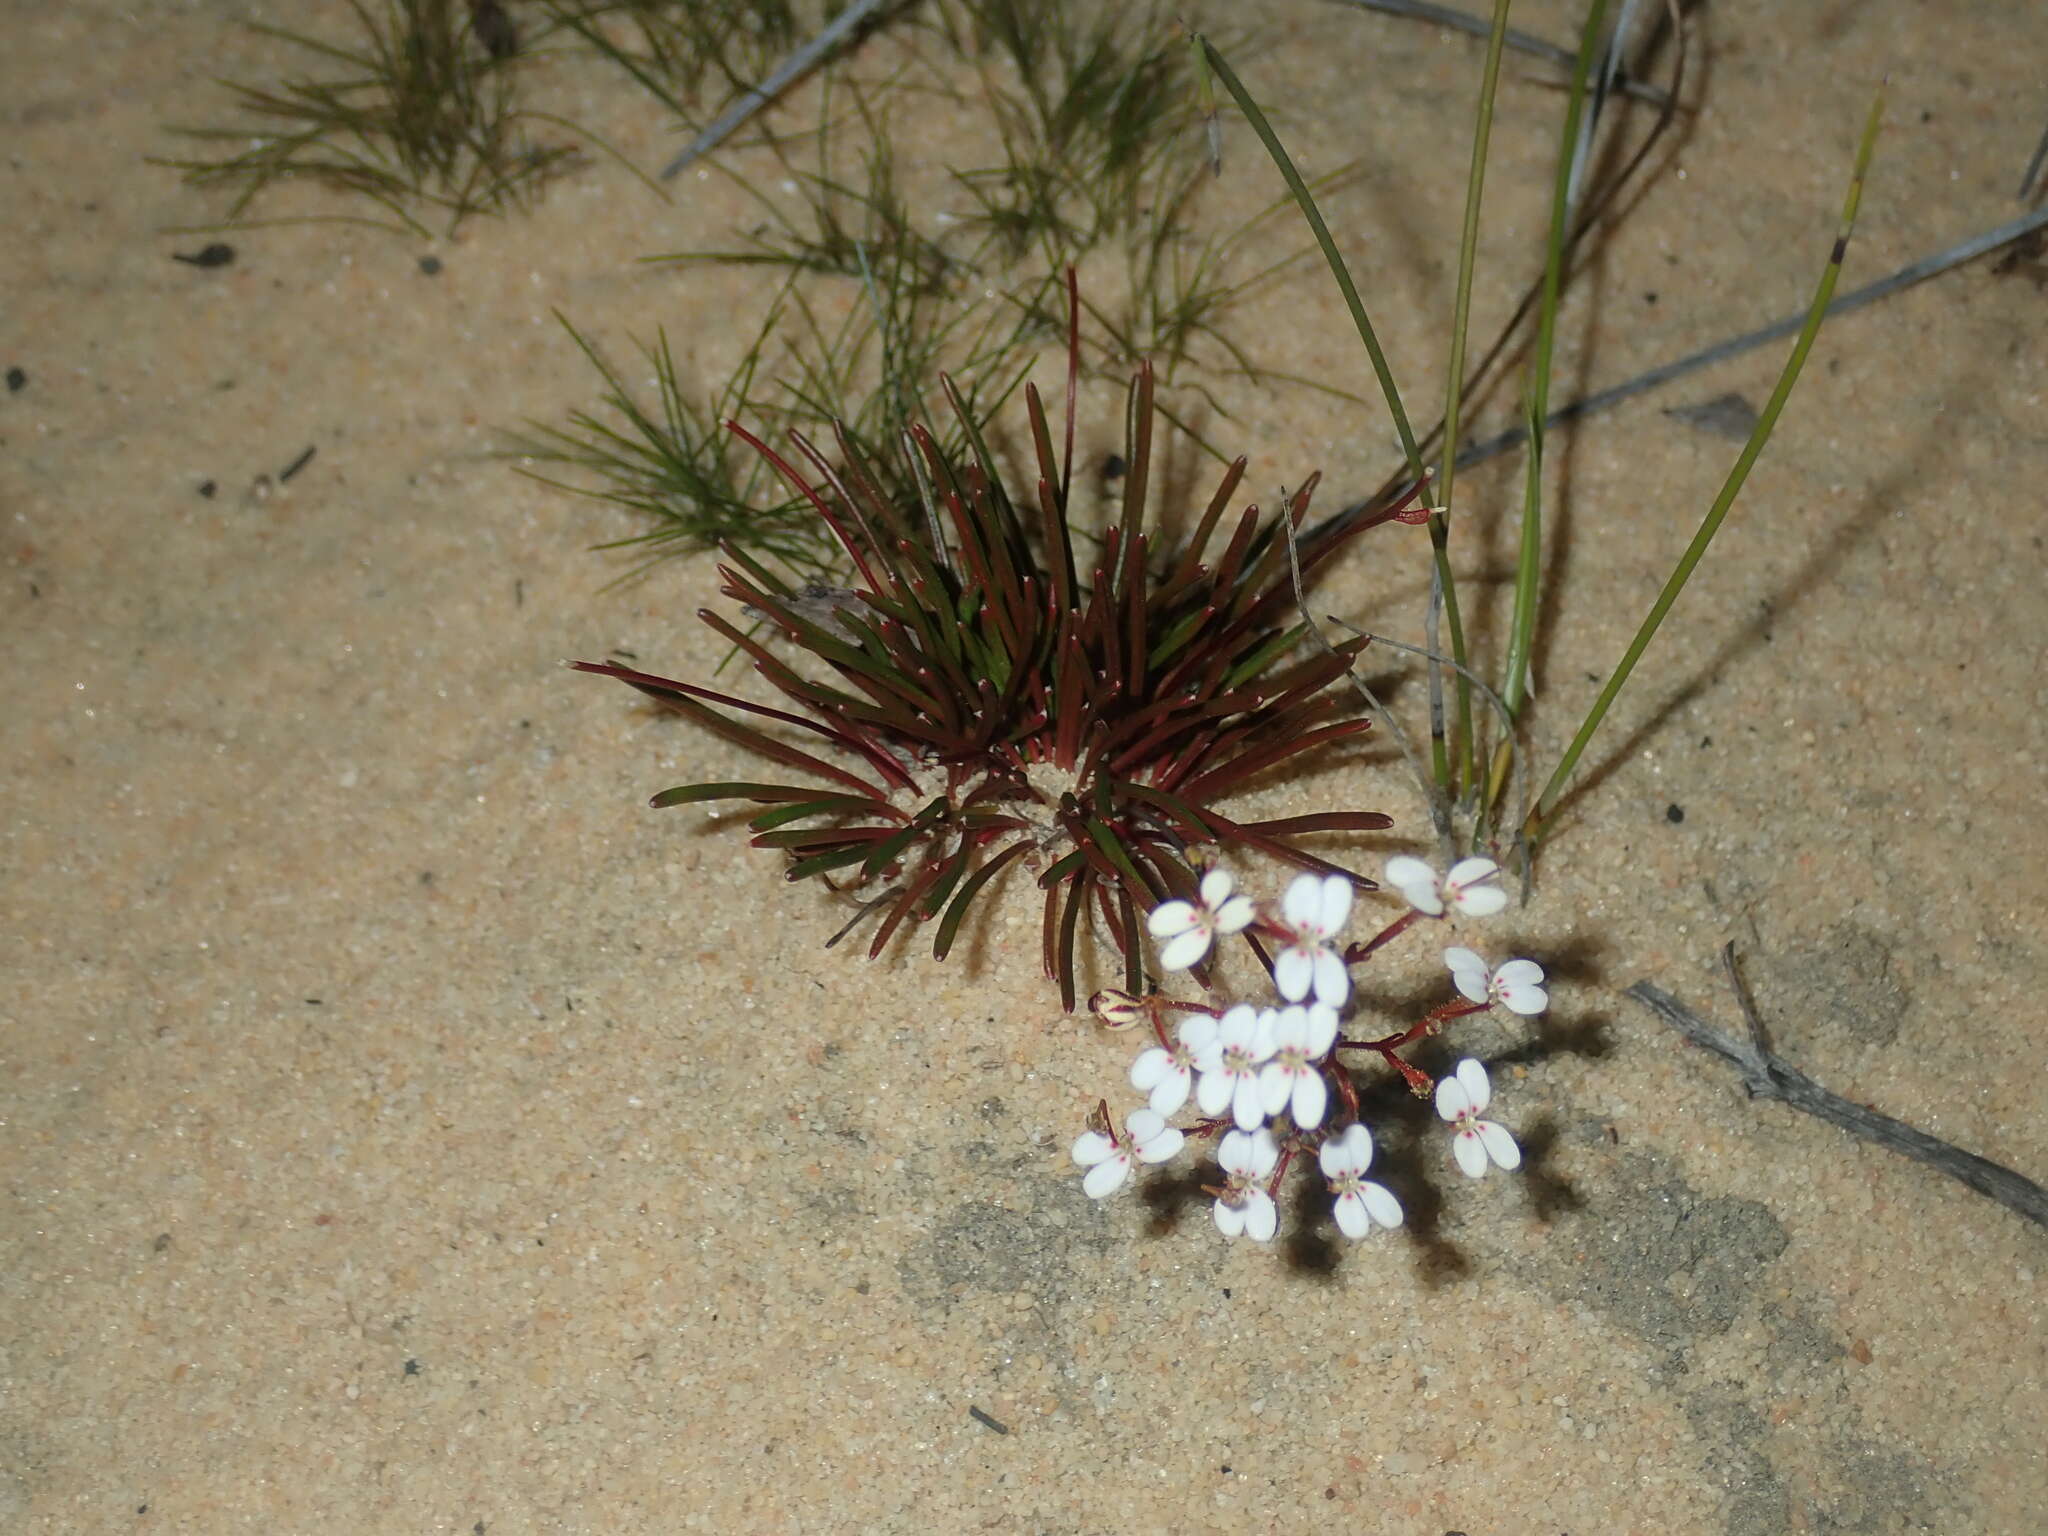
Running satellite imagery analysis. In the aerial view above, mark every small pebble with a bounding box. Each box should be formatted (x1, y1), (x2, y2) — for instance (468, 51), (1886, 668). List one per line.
(172, 243), (236, 269)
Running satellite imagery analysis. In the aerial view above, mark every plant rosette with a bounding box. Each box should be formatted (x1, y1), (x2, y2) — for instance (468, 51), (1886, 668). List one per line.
(575, 287), (1427, 1008)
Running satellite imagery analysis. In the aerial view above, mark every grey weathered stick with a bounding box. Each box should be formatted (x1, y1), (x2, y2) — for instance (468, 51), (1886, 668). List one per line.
(1627, 951), (2048, 1230)
(1457, 204), (2048, 468)
(658, 0), (891, 181)
(1331, 0), (1672, 107)
(2018, 113), (2048, 199)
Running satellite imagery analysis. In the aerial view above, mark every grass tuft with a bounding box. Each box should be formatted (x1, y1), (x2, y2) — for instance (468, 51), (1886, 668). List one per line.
(156, 0), (578, 236)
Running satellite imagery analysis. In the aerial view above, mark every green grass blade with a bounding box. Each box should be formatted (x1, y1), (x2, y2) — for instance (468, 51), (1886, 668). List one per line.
(1195, 37), (1424, 485)
(1431, 0), (1513, 798)
(1527, 85), (1887, 844)
(1501, 0), (1610, 735)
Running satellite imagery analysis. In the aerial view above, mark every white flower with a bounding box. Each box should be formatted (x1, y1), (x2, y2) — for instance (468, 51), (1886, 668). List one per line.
(1274, 872), (1353, 1006)
(1434, 1059), (1521, 1179)
(1130, 1013), (1211, 1117)
(1213, 1127), (1281, 1242)
(1318, 1123), (1404, 1238)
(1147, 868), (1255, 972)
(1072, 1108), (1185, 1199)
(1192, 1004), (1276, 1131)
(1444, 947), (1549, 1015)
(1384, 855), (1508, 918)
(1258, 1003), (1339, 1130)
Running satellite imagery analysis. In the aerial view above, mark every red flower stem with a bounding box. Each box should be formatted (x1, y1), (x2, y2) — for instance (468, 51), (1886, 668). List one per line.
(1345, 908), (1424, 965)
(1338, 999), (1490, 1055)
(1333, 1000), (1491, 1094)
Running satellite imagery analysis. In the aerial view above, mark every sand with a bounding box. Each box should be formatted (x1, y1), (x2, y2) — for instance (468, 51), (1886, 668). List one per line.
(4, 1), (2044, 1531)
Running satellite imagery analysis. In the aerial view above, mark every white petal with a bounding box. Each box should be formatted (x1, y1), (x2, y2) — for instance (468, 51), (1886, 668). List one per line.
(1197, 868), (1234, 910)
(1494, 958), (1545, 989)
(1318, 1128), (1358, 1181)
(1147, 900), (1197, 938)
(1316, 875), (1353, 932)
(1258, 1061), (1294, 1118)
(1311, 948), (1351, 1007)
(1383, 855), (1443, 915)
(1212, 894), (1256, 935)
(1274, 947), (1314, 1002)
(1146, 1067), (1190, 1117)
(1291, 1069), (1328, 1130)
(1477, 1119), (1520, 1171)
(1303, 1003), (1339, 1056)
(1435, 1075), (1472, 1122)
(1360, 1180), (1404, 1229)
(1334, 1190), (1370, 1239)
(1137, 1123), (1185, 1164)
(1444, 857), (1506, 916)
(1214, 1197), (1246, 1238)
(1330, 1122), (1373, 1176)
(1494, 959), (1548, 1015)
(1072, 1130), (1115, 1167)
(1157, 925), (1212, 972)
(1231, 1071), (1267, 1132)
(1246, 1128), (1281, 1179)
(1127, 1108), (1167, 1143)
(1268, 1005), (1307, 1051)
(1454, 1057), (1492, 1112)
(1217, 1128), (1255, 1176)
(1282, 871), (1322, 928)
(1195, 1067), (1233, 1118)
(1242, 1189), (1278, 1242)
(1217, 1003), (1261, 1047)
(1084, 1153), (1132, 1198)
(1131, 1047), (1173, 1092)
(1452, 1128), (1489, 1179)
(1444, 946), (1489, 1003)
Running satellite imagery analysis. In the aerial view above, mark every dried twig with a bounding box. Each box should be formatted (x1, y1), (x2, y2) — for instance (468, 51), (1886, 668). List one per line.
(1457, 205), (2048, 468)
(658, 0), (892, 180)
(1628, 944), (2047, 1230)
(1329, 0), (1673, 107)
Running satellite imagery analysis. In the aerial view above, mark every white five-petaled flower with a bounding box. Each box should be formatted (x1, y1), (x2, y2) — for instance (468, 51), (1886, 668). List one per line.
(1275, 872), (1354, 1006)
(1130, 1013), (1212, 1117)
(1383, 855), (1508, 918)
(1213, 1127), (1281, 1242)
(1072, 1108), (1185, 1199)
(1318, 1123), (1404, 1238)
(1147, 868), (1256, 972)
(1258, 1003), (1339, 1129)
(1435, 1058), (1521, 1179)
(1444, 947), (1549, 1015)
(1192, 1004), (1276, 1131)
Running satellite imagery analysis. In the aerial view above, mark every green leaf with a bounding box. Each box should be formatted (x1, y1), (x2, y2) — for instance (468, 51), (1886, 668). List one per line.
(933, 840), (1031, 959)
(787, 844), (881, 881)
(651, 781), (835, 808)
(860, 797), (947, 880)
(747, 795), (881, 832)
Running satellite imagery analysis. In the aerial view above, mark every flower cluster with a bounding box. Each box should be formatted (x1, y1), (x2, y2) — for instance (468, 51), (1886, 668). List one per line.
(1074, 856), (1546, 1244)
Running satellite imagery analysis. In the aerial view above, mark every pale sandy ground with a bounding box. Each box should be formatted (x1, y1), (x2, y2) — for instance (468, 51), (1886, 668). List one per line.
(4, 1), (2044, 1532)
